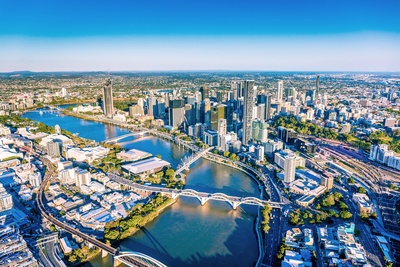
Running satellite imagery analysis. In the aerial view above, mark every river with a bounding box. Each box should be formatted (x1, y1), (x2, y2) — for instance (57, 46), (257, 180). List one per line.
(23, 107), (260, 267)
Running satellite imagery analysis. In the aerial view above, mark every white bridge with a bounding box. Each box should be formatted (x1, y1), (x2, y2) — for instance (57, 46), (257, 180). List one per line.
(103, 130), (152, 143)
(115, 251), (167, 267)
(174, 146), (214, 178)
(109, 174), (283, 209)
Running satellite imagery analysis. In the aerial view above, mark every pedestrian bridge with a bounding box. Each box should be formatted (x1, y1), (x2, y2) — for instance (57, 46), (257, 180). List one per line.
(174, 146), (214, 178)
(115, 251), (167, 267)
(103, 130), (153, 143)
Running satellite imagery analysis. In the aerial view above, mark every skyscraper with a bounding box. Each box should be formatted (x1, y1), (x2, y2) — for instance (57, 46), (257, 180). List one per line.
(199, 86), (209, 100)
(102, 79), (114, 117)
(315, 75), (320, 103)
(231, 80), (244, 99)
(168, 99), (185, 128)
(242, 80), (255, 146)
(277, 80), (284, 102)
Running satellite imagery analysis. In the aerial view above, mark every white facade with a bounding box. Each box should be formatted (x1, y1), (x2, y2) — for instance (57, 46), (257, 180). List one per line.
(76, 169), (91, 189)
(0, 183), (13, 211)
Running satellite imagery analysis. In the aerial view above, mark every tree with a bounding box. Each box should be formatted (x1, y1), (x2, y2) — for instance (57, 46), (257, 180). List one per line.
(322, 194), (335, 207)
(156, 154), (162, 159)
(360, 212), (370, 221)
(338, 201), (348, 210)
(369, 212), (377, 219)
(223, 151), (230, 158)
(261, 204), (272, 233)
(357, 187), (367, 194)
(49, 224), (57, 232)
(165, 168), (175, 180)
(354, 229), (361, 236)
(348, 177), (355, 184)
(339, 211), (352, 219)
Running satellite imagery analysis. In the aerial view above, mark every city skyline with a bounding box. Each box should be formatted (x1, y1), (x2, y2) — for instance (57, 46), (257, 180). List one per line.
(1, 0), (399, 72)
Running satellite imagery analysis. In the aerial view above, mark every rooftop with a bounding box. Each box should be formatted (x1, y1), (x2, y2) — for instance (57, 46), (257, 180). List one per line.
(122, 157), (170, 175)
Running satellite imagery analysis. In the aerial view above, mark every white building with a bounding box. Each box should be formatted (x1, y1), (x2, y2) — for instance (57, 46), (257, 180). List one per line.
(264, 139), (283, 155)
(76, 169), (91, 189)
(0, 145), (23, 161)
(28, 172), (42, 188)
(370, 144), (400, 170)
(0, 125), (11, 136)
(67, 146), (109, 163)
(39, 134), (73, 149)
(0, 182), (13, 211)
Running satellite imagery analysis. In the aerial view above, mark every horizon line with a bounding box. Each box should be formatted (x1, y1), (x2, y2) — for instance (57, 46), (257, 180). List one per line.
(2, 70), (400, 74)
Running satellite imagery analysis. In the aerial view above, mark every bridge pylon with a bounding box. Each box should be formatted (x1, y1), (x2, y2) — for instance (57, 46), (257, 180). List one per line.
(113, 257), (121, 267)
(200, 197), (208, 205)
(232, 202), (240, 210)
(102, 249), (108, 258)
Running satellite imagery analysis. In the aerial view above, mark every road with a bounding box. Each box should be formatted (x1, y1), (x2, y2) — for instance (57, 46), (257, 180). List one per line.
(44, 239), (64, 267)
(260, 166), (287, 267)
(36, 155), (118, 256)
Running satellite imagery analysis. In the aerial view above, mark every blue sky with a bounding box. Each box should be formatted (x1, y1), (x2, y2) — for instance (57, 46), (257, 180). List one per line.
(1, 0), (399, 71)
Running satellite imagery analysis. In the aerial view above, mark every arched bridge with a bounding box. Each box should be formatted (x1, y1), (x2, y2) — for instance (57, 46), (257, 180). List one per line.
(173, 189), (281, 209)
(108, 174), (283, 209)
(115, 251), (168, 267)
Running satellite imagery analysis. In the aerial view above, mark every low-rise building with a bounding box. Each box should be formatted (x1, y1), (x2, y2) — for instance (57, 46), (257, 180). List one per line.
(67, 146), (109, 163)
(122, 157), (170, 177)
(116, 149), (152, 162)
(352, 193), (373, 214)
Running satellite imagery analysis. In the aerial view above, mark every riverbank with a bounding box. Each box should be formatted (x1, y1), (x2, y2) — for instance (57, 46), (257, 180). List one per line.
(65, 246), (100, 266)
(104, 194), (177, 243)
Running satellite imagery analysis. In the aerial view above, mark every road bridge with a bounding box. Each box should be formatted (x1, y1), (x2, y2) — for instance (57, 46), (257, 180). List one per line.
(108, 174), (283, 209)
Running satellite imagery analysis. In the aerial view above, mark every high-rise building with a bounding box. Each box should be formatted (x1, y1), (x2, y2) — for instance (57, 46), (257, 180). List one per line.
(277, 80), (284, 102)
(168, 99), (185, 128)
(102, 79), (114, 117)
(217, 118), (227, 136)
(283, 155), (296, 183)
(199, 86), (209, 100)
(184, 104), (195, 126)
(76, 169), (91, 189)
(129, 105), (144, 116)
(231, 80), (244, 99)
(47, 141), (61, 158)
(251, 120), (268, 143)
(202, 98), (211, 124)
(29, 172), (42, 188)
(255, 145), (265, 162)
(146, 97), (158, 117)
(277, 126), (298, 145)
(61, 87), (67, 97)
(242, 80), (255, 146)
(210, 104), (228, 131)
(315, 75), (320, 104)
